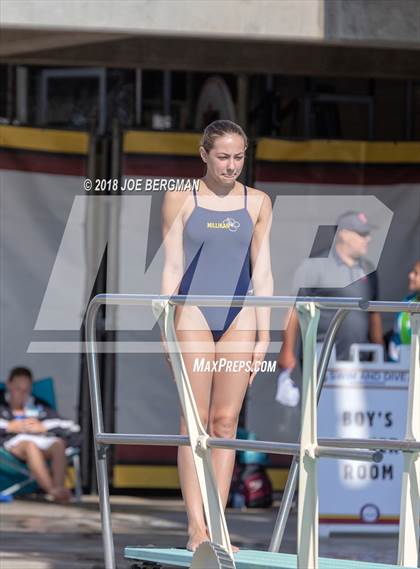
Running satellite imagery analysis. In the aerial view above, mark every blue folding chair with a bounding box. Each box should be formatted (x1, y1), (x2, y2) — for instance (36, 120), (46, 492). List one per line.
(0, 378), (82, 501)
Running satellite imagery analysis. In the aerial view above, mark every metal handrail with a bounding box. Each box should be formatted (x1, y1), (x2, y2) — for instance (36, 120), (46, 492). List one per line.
(85, 294), (420, 569)
(88, 292), (420, 311)
(320, 438), (420, 452)
(95, 432), (381, 461)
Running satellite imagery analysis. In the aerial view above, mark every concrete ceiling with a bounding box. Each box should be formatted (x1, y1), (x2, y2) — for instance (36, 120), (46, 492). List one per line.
(1, 27), (420, 79)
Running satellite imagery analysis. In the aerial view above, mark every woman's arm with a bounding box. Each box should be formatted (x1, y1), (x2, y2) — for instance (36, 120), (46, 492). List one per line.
(251, 193), (273, 342)
(160, 191), (187, 371)
(249, 193), (273, 383)
(161, 191), (186, 296)
(4, 419), (26, 434)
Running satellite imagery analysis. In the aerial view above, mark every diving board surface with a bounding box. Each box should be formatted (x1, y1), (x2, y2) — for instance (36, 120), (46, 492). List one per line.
(124, 547), (416, 568)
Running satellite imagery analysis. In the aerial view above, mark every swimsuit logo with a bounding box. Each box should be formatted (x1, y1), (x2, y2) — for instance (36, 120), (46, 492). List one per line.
(207, 217), (240, 232)
(224, 217), (240, 232)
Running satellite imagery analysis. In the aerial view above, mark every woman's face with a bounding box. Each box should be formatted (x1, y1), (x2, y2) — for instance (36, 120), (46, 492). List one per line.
(200, 134), (246, 186)
(7, 375), (32, 409)
(408, 262), (420, 293)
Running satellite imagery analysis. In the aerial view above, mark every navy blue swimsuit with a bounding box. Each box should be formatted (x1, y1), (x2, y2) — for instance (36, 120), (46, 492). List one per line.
(178, 184), (254, 342)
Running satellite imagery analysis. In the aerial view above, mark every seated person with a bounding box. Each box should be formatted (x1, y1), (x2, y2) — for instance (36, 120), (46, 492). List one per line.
(389, 260), (420, 361)
(0, 366), (80, 503)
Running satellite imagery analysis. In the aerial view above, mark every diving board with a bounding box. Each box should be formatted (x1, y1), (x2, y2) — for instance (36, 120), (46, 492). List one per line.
(124, 546), (417, 569)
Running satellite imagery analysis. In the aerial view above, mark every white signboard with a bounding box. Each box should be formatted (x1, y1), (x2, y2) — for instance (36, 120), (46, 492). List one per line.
(318, 343), (410, 535)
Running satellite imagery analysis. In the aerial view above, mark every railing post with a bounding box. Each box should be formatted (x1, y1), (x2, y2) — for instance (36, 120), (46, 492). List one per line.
(397, 313), (420, 567)
(269, 308), (350, 552)
(154, 301), (235, 565)
(86, 299), (116, 569)
(296, 303), (320, 569)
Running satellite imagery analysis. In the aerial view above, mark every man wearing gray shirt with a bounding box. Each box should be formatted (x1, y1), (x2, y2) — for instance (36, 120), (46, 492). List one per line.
(276, 211), (383, 406)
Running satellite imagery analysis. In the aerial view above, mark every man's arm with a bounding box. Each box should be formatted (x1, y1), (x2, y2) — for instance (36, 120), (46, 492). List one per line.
(277, 308), (299, 370)
(277, 257), (316, 371)
(368, 312), (384, 345)
(367, 267), (383, 345)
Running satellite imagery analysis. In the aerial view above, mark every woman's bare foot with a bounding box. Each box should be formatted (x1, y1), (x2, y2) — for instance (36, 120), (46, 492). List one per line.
(231, 544), (240, 553)
(203, 528), (239, 553)
(186, 527), (209, 552)
(47, 487), (71, 504)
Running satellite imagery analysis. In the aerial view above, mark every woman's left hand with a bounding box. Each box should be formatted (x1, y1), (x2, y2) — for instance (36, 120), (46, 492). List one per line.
(23, 419), (47, 433)
(249, 340), (270, 385)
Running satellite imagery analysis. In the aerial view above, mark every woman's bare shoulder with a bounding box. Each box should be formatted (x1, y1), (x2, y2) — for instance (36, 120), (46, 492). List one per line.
(163, 187), (195, 212)
(162, 187), (197, 228)
(246, 186), (270, 200)
(246, 186), (272, 210)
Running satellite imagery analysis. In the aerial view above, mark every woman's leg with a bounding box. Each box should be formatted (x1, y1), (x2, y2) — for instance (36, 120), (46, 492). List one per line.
(43, 439), (71, 502)
(10, 440), (54, 493)
(210, 307), (256, 509)
(175, 305), (215, 551)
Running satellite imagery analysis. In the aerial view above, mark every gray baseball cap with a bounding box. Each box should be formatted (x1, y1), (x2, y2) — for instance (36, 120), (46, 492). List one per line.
(337, 211), (376, 236)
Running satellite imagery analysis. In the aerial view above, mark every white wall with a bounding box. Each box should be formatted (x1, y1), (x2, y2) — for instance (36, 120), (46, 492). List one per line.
(325, 0), (420, 45)
(4, 0), (420, 47)
(2, 0), (324, 40)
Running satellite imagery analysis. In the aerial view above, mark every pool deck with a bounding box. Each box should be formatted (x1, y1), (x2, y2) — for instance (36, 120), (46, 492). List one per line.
(0, 494), (415, 568)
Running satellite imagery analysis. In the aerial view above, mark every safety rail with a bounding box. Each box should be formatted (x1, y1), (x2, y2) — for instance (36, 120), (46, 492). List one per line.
(85, 294), (420, 569)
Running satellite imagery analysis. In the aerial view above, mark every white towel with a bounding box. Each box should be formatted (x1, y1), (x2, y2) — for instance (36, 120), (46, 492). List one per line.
(4, 434), (60, 451)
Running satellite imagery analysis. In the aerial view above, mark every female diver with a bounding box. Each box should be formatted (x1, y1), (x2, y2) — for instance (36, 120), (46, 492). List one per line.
(161, 120), (273, 551)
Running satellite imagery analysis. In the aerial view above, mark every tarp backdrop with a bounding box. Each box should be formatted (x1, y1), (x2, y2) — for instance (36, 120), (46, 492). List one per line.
(0, 125), (90, 421)
(1, 127), (419, 488)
